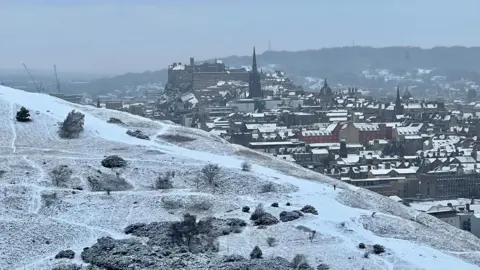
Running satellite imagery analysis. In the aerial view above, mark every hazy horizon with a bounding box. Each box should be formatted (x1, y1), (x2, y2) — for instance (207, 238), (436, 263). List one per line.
(1, 0), (480, 74)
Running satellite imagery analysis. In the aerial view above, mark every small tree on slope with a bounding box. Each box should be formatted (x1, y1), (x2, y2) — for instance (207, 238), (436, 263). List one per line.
(200, 164), (221, 190)
(16, 107), (31, 122)
(58, 110), (85, 139)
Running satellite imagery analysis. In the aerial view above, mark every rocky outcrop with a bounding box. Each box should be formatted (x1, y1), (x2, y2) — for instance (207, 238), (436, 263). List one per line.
(212, 257), (292, 270)
(81, 217), (249, 269)
(55, 249), (75, 259)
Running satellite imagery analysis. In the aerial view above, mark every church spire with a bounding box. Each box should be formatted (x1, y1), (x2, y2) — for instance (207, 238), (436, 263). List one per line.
(252, 47), (258, 72)
(248, 46), (262, 99)
(395, 85), (403, 116)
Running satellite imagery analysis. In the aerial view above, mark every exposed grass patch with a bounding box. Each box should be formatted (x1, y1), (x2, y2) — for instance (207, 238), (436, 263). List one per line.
(159, 134), (196, 143)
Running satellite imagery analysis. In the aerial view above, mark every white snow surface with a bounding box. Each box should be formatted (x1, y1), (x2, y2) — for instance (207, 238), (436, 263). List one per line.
(1, 86), (480, 270)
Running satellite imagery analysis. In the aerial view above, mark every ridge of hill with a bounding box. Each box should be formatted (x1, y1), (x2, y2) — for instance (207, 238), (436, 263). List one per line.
(64, 46), (480, 95)
(1, 85), (480, 270)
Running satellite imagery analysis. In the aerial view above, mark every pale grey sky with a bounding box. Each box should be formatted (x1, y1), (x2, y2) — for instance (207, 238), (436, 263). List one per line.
(1, 0), (479, 74)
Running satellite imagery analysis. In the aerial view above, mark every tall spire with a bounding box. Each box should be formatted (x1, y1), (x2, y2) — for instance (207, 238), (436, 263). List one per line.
(395, 85), (403, 116)
(248, 46), (262, 99)
(252, 47), (258, 72)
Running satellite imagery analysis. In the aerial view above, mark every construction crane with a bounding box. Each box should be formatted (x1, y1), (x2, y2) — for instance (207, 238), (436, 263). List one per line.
(22, 63), (43, 92)
(54, 64), (61, 93)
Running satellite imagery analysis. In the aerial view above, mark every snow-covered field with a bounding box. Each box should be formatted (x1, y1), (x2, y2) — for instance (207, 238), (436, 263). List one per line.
(1, 86), (480, 270)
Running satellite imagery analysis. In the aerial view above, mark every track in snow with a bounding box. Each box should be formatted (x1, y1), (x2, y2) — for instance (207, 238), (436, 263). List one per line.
(9, 103), (17, 153)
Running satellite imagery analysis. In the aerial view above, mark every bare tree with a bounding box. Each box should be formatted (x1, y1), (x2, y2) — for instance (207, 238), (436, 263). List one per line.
(200, 164), (221, 191)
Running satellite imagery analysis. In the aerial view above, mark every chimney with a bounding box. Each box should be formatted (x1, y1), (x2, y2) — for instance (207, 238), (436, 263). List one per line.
(466, 203), (471, 212)
(385, 162), (391, 169)
(190, 57), (194, 65)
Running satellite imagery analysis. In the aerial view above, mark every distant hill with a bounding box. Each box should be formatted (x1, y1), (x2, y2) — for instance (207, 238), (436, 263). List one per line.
(66, 70), (167, 95)
(65, 46), (480, 95)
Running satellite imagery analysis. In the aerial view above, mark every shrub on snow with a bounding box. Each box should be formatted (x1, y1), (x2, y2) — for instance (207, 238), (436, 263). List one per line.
(126, 129), (150, 140)
(107, 117), (123, 124)
(254, 212), (279, 226)
(16, 106), (31, 122)
(250, 204), (279, 226)
(279, 210), (303, 222)
(260, 182), (276, 193)
(300, 205), (318, 215)
(101, 155), (127, 168)
(373, 244), (385, 254)
(317, 263), (330, 270)
(266, 237), (277, 247)
(242, 206), (250, 213)
(58, 110), (85, 139)
(291, 254), (312, 269)
(250, 204), (265, 221)
(250, 246), (263, 259)
(154, 171), (174, 189)
(50, 165), (73, 187)
(241, 161), (251, 171)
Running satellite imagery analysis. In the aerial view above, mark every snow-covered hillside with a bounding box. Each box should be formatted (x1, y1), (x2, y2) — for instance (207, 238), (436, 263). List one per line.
(1, 86), (480, 270)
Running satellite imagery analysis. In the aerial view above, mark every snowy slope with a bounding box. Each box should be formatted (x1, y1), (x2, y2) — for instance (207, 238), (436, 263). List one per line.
(1, 86), (480, 270)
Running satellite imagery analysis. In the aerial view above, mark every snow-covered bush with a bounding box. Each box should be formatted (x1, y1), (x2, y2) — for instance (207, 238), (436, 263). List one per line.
(254, 213), (279, 226)
(279, 210), (303, 222)
(101, 155), (127, 168)
(50, 165), (73, 187)
(358, 243), (366, 249)
(126, 130), (150, 140)
(317, 263), (330, 270)
(242, 206), (250, 213)
(266, 237), (277, 247)
(291, 254), (311, 269)
(41, 192), (57, 208)
(188, 200), (213, 211)
(250, 204), (265, 221)
(154, 171), (174, 189)
(161, 197), (184, 210)
(58, 110), (84, 139)
(160, 134), (196, 142)
(261, 182), (276, 193)
(16, 106), (31, 122)
(300, 205), (318, 215)
(271, 202), (279, 207)
(373, 244), (385, 254)
(107, 117), (123, 124)
(87, 174), (132, 192)
(250, 246), (262, 259)
(241, 161), (251, 171)
(52, 264), (82, 270)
